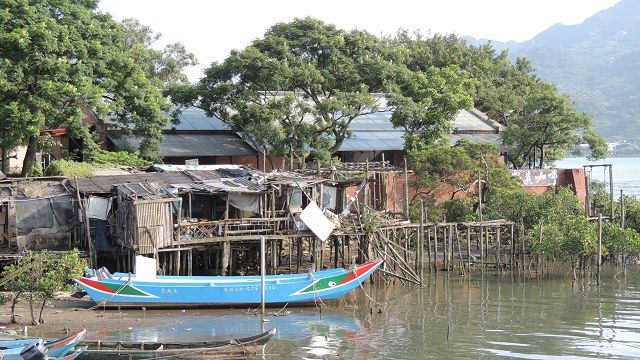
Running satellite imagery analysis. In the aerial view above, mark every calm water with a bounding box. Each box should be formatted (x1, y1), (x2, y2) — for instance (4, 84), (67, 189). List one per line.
(554, 157), (640, 198)
(83, 271), (640, 359)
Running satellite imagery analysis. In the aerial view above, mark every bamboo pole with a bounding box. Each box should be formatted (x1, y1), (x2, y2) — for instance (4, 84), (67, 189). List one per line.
(455, 226), (464, 275)
(597, 213), (602, 284)
(496, 227), (501, 272)
(510, 224), (515, 270)
(467, 226), (471, 271)
(478, 171), (483, 271)
(433, 225), (439, 271)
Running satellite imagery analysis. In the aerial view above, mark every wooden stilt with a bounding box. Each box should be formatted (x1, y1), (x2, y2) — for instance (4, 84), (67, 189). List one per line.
(467, 226), (471, 271)
(188, 248), (193, 276)
(222, 241), (230, 276)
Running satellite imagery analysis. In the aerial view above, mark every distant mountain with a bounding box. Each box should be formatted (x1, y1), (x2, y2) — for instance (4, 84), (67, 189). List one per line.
(465, 0), (640, 142)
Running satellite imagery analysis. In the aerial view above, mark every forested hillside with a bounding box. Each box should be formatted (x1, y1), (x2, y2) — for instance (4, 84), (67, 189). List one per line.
(466, 0), (640, 142)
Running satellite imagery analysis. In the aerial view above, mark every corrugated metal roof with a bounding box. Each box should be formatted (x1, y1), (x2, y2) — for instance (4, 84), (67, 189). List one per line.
(167, 107), (229, 131)
(339, 130), (406, 151)
(339, 108), (500, 151)
(349, 110), (396, 131)
(448, 133), (501, 146)
(115, 133), (257, 157)
(453, 110), (497, 132)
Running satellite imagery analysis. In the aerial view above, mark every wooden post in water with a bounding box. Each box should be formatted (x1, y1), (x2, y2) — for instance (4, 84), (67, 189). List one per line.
(466, 226), (471, 271)
(260, 236), (266, 316)
(418, 203), (424, 275)
(442, 226), (447, 270)
(496, 227), (501, 272)
(448, 224), (453, 271)
(426, 210), (432, 271)
(609, 166), (614, 220)
(597, 213), (602, 284)
(433, 225), (439, 271)
(478, 171), (483, 271)
(510, 224), (515, 270)
(621, 190), (625, 229)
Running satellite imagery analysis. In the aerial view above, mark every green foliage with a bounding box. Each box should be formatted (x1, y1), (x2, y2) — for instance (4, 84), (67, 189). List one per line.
(44, 151), (151, 177)
(27, 163), (43, 177)
(361, 210), (381, 234)
(43, 160), (94, 177)
(602, 222), (640, 259)
(121, 18), (198, 87)
(501, 82), (605, 168)
(441, 198), (474, 222)
(407, 143), (476, 200)
(618, 196), (640, 234)
(1, 250), (85, 325)
(387, 31), (606, 168)
(0, 0), (172, 175)
(170, 18), (473, 166)
(91, 150), (151, 167)
(489, 0), (640, 142)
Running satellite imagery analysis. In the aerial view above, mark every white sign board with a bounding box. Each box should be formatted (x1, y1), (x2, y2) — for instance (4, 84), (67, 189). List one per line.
(511, 169), (559, 186)
(185, 158), (199, 169)
(135, 255), (157, 281)
(300, 201), (335, 241)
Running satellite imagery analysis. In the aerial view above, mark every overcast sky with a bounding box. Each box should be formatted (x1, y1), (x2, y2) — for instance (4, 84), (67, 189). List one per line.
(99, 0), (620, 82)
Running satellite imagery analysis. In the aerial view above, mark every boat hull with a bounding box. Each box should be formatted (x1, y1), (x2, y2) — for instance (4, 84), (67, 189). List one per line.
(79, 329), (276, 359)
(76, 259), (382, 308)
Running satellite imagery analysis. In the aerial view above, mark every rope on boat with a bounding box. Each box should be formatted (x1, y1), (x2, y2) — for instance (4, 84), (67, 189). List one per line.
(309, 272), (329, 312)
(85, 274), (133, 311)
(353, 267), (386, 309)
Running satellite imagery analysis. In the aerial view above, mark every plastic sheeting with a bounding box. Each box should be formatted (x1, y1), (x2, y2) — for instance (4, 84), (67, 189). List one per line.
(289, 189), (303, 212)
(16, 198), (53, 229)
(87, 196), (111, 220)
(323, 186), (337, 210)
(228, 193), (260, 213)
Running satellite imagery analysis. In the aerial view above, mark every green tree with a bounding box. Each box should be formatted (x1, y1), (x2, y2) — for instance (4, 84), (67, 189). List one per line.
(121, 18), (197, 87)
(501, 82), (607, 169)
(386, 32), (607, 166)
(0, 250), (85, 325)
(170, 18), (472, 166)
(0, 0), (170, 176)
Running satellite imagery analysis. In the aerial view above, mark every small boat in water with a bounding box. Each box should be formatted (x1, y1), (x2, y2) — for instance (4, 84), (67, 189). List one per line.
(75, 258), (383, 308)
(78, 328), (276, 359)
(0, 329), (86, 360)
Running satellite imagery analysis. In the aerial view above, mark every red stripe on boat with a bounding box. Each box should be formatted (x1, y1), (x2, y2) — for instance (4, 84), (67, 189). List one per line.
(78, 277), (116, 294)
(338, 259), (382, 285)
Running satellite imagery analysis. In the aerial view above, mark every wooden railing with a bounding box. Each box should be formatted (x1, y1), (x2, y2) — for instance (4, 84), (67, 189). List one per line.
(174, 217), (295, 243)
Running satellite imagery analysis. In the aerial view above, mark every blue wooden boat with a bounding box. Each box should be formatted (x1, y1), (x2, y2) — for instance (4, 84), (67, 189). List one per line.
(0, 329), (86, 359)
(75, 258), (383, 308)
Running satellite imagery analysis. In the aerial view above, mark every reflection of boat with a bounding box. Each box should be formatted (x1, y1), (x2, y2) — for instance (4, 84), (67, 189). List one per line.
(75, 259), (383, 308)
(0, 329), (86, 359)
(78, 329), (275, 359)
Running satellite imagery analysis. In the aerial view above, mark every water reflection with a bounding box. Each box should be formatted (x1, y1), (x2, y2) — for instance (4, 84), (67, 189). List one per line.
(83, 270), (640, 359)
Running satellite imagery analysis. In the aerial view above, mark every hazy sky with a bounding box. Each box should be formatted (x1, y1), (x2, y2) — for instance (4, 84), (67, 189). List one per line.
(99, 0), (620, 81)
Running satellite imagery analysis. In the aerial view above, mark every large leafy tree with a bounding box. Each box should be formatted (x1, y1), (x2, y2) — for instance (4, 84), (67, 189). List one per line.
(501, 82), (608, 169)
(387, 32), (607, 167)
(170, 18), (473, 165)
(0, 0), (171, 176)
(121, 18), (197, 87)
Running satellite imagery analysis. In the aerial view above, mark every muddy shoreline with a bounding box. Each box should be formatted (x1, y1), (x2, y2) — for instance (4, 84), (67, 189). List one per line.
(0, 292), (267, 339)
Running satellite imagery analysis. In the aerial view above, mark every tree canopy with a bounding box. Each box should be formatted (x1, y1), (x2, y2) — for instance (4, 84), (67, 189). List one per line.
(386, 32), (607, 168)
(169, 17), (474, 165)
(0, 0), (195, 175)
